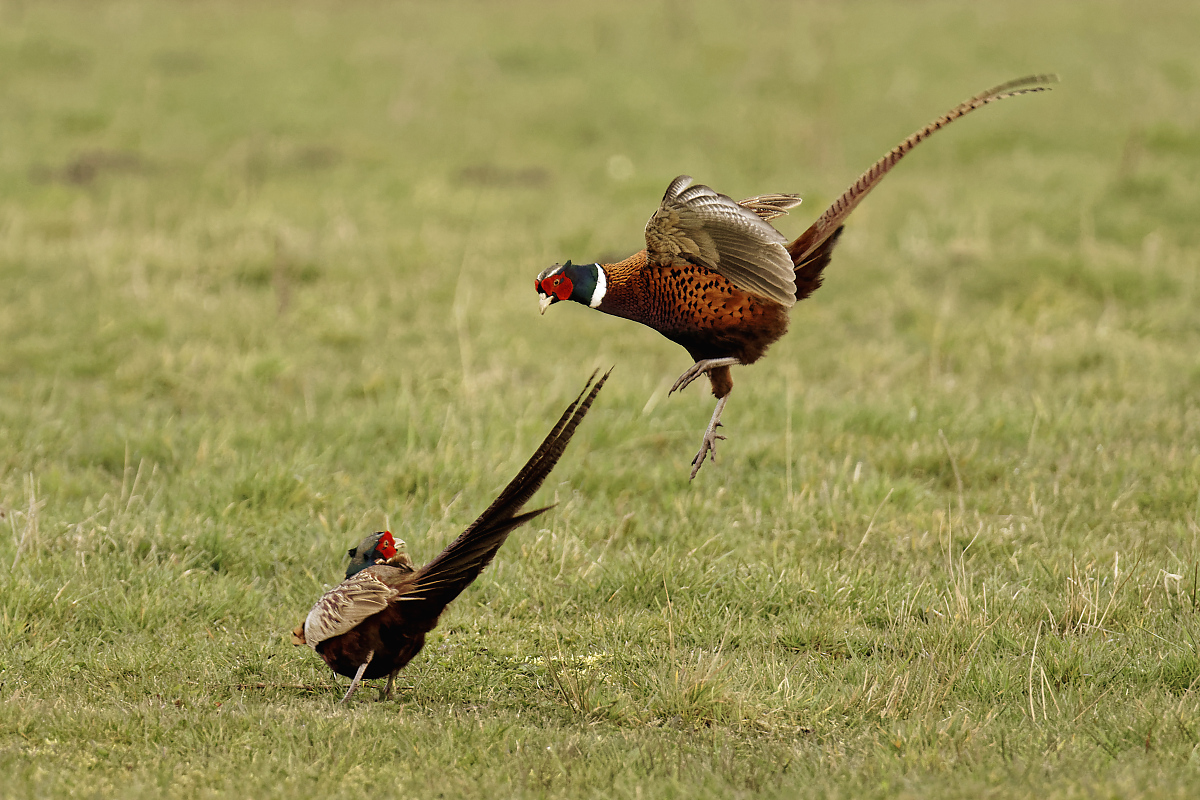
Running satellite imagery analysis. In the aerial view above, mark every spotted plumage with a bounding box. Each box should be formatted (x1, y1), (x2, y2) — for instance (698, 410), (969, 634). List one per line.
(537, 76), (1055, 477)
(292, 371), (608, 702)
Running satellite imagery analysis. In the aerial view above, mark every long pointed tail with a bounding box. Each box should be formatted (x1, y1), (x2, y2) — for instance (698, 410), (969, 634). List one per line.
(788, 74), (1057, 264)
(400, 370), (610, 610)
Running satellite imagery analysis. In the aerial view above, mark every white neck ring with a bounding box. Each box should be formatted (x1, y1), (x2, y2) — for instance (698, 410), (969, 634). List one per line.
(589, 266), (607, 308)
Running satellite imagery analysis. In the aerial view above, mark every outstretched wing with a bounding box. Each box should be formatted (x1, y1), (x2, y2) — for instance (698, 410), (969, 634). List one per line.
(302, 570), (398, 648)
(645, 176), (797, 307)
(398, 370), (609, 617)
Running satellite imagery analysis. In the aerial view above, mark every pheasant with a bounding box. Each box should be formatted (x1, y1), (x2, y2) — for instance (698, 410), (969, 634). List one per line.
(291, 370), (608, 703)
(536, 75), (1055, 478)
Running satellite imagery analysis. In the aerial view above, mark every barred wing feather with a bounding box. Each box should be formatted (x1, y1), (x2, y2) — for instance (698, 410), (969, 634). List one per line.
(646, 176), (797, 307)
(302, 571), (398, 648)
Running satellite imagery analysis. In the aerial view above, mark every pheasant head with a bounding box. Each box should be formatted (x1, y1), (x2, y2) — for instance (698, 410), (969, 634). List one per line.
(535, 261), (606, 314)
(345, 531), (413, 578)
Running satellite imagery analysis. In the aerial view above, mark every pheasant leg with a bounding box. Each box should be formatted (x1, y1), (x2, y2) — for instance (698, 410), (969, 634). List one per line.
(379, 669), (400, 702)
(340, 650), (374, 704)
(670, 357), (740, 395)
(690, 394), (729, 480)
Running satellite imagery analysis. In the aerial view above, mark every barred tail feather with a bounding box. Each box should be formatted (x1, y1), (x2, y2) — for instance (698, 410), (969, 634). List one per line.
(789, 75), (1057, 264)
(401, 370), (609, 613)
(395, 506), (550, 603)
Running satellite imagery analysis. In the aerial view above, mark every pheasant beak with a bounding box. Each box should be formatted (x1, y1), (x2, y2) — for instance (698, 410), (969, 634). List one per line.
(538, 293), (553, 315)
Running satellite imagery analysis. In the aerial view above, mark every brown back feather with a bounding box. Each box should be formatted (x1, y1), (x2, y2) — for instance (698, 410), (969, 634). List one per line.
(793, 225), (844, 302)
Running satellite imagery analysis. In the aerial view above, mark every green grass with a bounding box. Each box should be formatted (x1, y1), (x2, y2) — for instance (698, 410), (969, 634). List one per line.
(2, 0), (1200, 797)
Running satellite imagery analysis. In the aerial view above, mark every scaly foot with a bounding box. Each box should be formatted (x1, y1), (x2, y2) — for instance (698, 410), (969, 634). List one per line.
(378, 670), (398, 702)
(689, 395), (729, 480)
(340, 650), (374, 704)
(670, 357), (740, 395)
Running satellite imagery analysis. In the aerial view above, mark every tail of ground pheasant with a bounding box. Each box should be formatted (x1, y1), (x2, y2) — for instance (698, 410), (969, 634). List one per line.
(396, 370), (609, 617)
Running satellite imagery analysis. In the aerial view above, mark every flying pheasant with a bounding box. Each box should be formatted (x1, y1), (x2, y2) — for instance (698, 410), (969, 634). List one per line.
(536, 75), (1055, 478)
(292, 370), (608, 703)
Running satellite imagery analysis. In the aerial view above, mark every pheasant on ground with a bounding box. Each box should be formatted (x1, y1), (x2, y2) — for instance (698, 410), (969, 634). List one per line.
(291, 371), (608, 703)
(536, 76), (1055, 478)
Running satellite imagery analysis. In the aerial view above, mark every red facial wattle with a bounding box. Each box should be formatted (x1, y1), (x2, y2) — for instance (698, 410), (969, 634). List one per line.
(540, 274), (573, 301)
(375, 531), (398, 560)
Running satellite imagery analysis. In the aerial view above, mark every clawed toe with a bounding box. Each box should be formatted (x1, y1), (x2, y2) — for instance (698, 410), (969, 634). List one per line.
(688, 395), (730, 480)
(691, 434), (724, 463)
(689, 433), (725, 479)
(670, 365), (705, 395)
(668, 362), (737, 478)
(670, 357), (740, 396)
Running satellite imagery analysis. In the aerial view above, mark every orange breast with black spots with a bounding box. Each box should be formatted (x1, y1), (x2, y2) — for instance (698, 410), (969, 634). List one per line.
(596, 251), (790, 365)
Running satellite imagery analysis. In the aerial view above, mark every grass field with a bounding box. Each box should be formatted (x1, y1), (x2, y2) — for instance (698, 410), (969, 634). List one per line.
(2, 0), (1200, 797)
